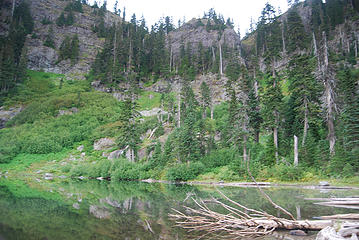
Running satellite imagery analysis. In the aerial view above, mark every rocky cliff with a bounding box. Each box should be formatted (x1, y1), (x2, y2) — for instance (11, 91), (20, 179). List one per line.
(26, 0), (121, 76)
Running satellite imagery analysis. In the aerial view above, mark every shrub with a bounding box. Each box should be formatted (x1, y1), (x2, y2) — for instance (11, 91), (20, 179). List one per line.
(111, 160), (142, 181)
(166, 162), (205, 181)
(270, 164), (303, 181)
(342, 163), (355, 178)
(200, 148), (237, 168)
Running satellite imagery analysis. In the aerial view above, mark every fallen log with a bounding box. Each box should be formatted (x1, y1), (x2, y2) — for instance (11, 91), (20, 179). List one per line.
(315, 203), (359, 210)
(316, 214), (359, 220)
(306, 198), (359, 202)
(318, 201), (359, 205)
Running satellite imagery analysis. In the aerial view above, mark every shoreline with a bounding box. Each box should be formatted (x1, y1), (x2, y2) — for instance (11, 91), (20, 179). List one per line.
(2, 173), (359, 190)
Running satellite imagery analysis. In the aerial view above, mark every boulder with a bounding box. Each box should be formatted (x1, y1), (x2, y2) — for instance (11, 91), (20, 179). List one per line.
(319, 181), (330, 187)
(77, 145), (84, 151)
(108, 150), (123, 160)
(93, 138), (116, 151)
(290, 230), (307, 236)
(316, 227), (345, 240)
(89, 205), (110, 219)
(0, 106), (22, 129)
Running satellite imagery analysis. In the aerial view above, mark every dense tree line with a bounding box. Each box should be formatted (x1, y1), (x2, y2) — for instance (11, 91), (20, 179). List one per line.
(0, 1), (33, 96)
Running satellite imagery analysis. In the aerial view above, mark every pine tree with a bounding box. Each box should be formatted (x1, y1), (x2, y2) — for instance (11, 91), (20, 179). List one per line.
(288, 54), (322, 148)
(44, 26), (56, 49)
(56, 12), (66, 27)
(117, 73), (140, 162)
(261, 74), (283, 164)
(200, 81), (211, 119)
(286, 9), (308, 52)
(337, 67), (359, 164)
(70, 34), (80, 64)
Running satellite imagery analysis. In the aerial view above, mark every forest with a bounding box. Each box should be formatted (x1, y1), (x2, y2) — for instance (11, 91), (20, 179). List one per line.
(0, 0), (359, 184)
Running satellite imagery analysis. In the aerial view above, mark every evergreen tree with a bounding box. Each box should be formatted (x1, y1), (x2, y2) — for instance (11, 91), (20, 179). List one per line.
(56, 12), (66, 27)
(261, 74), (283, 164)
(288, 54), (322, 146)
(117, 73), (140, 162)
(70, 34), (80, 64)
(65, 11), (75, 26)
(44, 26), (56, 49)
(286, 9), (308, 52)
(337, 67), (359, 165)
(200, 81), (211, 119)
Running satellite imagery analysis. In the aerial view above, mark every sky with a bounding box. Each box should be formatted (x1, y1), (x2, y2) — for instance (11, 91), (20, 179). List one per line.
(89, 0), (290, 37)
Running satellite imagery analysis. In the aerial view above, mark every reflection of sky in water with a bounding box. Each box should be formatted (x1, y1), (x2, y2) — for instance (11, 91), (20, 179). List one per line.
(0, 178), (358, 240)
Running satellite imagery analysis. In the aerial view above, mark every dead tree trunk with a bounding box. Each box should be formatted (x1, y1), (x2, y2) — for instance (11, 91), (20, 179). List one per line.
(211, 46), (215, 65)
(243, 134), (248, 162)
(11, 0), (16, 18)
(274, 124), (279, 164)
(219, 42), (223, 76)
(177, 93), (181, 128)
(282, 23), (286, 54)
(322, 32), (336, 156)
(294, 135), (298, 166)
(112, 22), (117, 82)
(302, 97), (309, 147)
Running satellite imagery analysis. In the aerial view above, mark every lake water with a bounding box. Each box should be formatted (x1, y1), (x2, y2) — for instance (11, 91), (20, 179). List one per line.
(0, 177), (358, 240)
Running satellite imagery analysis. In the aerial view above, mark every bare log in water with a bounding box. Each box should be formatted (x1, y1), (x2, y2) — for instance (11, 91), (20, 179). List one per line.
(316, 214), (359, 220)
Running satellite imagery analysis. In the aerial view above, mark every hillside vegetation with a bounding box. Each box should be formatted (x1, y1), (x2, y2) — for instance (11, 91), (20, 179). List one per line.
(0, 0), (359, 184)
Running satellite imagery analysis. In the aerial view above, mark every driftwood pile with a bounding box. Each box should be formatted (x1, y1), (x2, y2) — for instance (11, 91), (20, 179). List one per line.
(170, 192), (359, 239)
(170, 189), (335, 239)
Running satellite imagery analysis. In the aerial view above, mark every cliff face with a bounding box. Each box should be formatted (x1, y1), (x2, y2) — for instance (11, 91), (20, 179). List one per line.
(23, 0), (120, 76)
(168, 18), (240, 61)
(242, 1), (359, 73)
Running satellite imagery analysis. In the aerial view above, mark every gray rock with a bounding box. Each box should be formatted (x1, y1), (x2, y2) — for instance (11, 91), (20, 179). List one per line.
(137, 147), (147, 160)
(108, 150), (123, 160)
(77, 145), (84, 151)
(139, 108), (167, 117)
(93, 138), (116, 151)
(319, 181), (330, 187)
(73, 203), (80, 209)
(290, 230), (307, 236)
(89, 205), (111, 219)
(44, 173), (53, 177)
(78, 176), (85, 180)
(59, 175), (67, 179)
(0, 106), (22, 129)
(316, 226), (345, 240)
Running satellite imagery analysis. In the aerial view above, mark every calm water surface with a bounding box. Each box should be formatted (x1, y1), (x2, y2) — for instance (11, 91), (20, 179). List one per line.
(0, 177), (358, 240)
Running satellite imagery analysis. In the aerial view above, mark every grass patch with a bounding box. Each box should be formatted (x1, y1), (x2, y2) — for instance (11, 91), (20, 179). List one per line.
(138, 91), (161, 110)
(0, 150), (70, 172)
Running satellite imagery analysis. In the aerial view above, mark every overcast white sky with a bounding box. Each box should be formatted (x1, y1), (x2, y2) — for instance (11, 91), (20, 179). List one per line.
(90, 0), (290, 37)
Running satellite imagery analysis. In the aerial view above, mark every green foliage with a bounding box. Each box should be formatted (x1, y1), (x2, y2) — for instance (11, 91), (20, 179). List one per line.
(58, 35), (80, 64)
(56, 11), (75, 27)
(286, 10), (309, 52)
(43, 26), (56, 49)
(0, 71), (121, 162)
(41, 16), (53, 25)
(65, 0), (83, 13)
(166, 162), (205, 181)
(200, 148), (237, 168)
(0, 1), (33, 95)
(267, 164), (303, 181)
